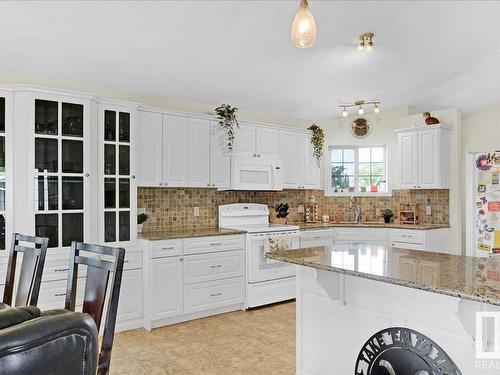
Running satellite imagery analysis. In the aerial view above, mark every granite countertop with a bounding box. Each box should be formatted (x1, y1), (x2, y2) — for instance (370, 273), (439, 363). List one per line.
(292, 222), (450, 231)
(138, 228), (247, 240)
(266, 244), (500, 306)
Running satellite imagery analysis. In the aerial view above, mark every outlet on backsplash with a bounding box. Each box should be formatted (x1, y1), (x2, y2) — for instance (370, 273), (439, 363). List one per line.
(193, 207), (200, 217)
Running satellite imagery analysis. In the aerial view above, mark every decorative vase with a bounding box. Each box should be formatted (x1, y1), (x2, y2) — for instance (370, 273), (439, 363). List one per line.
(137, 224), (143, 234)
(423, 112), (440, 125)
(384, 216), (391, 224)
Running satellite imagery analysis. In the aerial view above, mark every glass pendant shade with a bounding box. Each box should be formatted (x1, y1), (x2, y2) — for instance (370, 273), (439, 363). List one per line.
(358, 106), (364, 115)
(291, 0), (317, 48)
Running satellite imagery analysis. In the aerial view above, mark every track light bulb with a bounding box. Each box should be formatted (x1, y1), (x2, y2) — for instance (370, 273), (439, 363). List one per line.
(374, 104), (380, 114)
(358, 106), (364, 115)
(342, 108), (348, 117)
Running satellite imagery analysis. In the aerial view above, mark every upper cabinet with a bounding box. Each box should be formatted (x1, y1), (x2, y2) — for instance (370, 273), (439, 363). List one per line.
(396, 125), (451, 189)
(209, 121), (230, 189)
(279, 131), (321, 190)
(136, 111), (210, 188)
(233, 123), (280, 159)
(99, 102), (137, 245)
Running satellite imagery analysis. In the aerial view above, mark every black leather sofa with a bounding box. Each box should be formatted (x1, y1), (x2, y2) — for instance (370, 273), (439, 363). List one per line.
(0, 306), (98, 375)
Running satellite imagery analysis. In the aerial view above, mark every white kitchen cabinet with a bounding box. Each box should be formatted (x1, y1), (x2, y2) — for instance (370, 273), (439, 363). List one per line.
(301, 133), (321, 189)
(396, 125), (451, 189)
(279, 131), (301, 188)
(233, 123), (279, 159)
(390, 228), (450, 253)
(163, 114), (189, 187)
(300, 229), (335, 248)
(188, 118), (210, 187)
(117, 268), (143, 322)
(209, 121), (230, 188)
(256, 127), (280, 159)
(151, 256), (183, 321)
(278, 131), (321, 190)
(233, 123), (256, 157)
(135, 111), (163, 186)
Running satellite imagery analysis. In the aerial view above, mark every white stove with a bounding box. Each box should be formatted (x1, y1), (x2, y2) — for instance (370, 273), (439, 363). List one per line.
(219, 203), (300, 308)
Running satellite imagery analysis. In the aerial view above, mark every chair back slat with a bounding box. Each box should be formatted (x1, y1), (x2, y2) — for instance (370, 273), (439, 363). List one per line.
(75, 255), (115, 272)
(3, 233), (49, 307)
(82, 266), (110, 329)
(65, 241), (125, 375)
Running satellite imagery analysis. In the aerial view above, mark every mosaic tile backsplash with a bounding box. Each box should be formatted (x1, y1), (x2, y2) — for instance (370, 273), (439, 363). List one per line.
(138, 188), (449, 232)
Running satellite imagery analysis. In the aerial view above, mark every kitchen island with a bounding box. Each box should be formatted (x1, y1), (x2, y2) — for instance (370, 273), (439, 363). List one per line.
(266, 243), (500, 375)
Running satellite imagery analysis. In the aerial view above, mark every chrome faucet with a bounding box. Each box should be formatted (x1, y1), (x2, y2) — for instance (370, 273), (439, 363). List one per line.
(355, 207), (361, 224)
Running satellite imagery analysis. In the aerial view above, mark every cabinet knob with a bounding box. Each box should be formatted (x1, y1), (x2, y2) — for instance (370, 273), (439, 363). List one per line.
(85, 173), (90, 177)
(253, 154), (257, 157)
(207, 183), (211, 186)
(212, 184), (216, 187)
(165, 182), (168, 186)
(159, 182), (163, 186)
(258, 154), (261, 157)
(132, 175), (136, 179)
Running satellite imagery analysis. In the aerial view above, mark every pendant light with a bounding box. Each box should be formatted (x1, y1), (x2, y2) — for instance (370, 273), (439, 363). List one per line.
(291, 0), (317, 48)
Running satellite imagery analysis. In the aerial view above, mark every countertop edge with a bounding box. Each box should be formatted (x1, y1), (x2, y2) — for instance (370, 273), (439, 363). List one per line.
(138, 229), (247, 241)
(265, 252), (500, 307)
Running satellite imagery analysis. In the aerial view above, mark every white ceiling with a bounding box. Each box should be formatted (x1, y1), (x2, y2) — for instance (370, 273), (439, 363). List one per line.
(1, 1), (500, 120)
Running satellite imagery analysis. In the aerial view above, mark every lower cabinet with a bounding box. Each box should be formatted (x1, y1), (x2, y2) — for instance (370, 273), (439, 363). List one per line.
(151, 256), (183, 321)
(144, 235), (246, 330)
(116, 268), (143, 322)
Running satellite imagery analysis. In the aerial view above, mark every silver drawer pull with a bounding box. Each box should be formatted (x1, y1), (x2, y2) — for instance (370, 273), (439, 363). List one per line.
(161, 247), (174, 250)
(54, 293), (66, 297)
(210, 242), (222, 246)
(210, 292), (222, 297)
(210, 265), (222, 268)
(54, 268), (69, 272)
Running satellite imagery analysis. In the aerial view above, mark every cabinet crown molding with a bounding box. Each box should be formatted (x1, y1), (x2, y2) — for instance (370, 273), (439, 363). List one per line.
(395, 123), (452, 133)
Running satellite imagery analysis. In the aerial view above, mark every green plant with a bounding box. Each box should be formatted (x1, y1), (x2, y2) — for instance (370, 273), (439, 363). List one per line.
(308, 124), (324, 166)
(137, 213), (148, 225)
(382, 209), (394, 219)
(215, 104), (239, 152)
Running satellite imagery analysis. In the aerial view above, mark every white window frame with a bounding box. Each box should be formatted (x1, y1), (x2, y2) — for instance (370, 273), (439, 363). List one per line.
(324, 145), (392, 197)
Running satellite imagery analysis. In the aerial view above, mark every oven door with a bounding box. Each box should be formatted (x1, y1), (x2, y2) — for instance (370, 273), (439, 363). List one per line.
(247, 231), (300, 283)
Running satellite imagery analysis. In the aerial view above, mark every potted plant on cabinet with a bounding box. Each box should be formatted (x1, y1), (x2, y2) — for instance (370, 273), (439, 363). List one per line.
(382, 209), (394, 224)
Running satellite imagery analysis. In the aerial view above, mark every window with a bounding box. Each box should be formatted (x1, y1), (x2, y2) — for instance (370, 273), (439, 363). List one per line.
(327, 145), (389, 195)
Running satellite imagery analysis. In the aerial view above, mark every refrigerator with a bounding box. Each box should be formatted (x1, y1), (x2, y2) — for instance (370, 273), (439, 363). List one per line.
(467, 151), (500, 257)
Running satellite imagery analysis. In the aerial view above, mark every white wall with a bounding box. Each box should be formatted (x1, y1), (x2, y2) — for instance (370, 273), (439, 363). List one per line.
(461, 103), (500, 253)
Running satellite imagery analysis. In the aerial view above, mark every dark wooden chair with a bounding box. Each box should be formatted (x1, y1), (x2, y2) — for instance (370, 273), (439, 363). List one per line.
(2, 233), (49, 308)
(65, 241), (125, 375)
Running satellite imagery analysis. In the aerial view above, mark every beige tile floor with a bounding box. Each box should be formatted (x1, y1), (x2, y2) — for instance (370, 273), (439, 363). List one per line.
(110, 301), (295, 375)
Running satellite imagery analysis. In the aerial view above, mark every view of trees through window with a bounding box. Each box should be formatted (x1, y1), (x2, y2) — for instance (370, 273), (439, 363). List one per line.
(330, 146), (386, 194)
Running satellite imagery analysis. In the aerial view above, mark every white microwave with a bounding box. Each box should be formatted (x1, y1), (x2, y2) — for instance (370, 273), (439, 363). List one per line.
(229, 156), (283, 191)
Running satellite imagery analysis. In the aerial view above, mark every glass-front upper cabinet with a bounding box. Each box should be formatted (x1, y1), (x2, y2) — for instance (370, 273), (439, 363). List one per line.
(33, 96), (89, 248)
(99, 103), (136, 245)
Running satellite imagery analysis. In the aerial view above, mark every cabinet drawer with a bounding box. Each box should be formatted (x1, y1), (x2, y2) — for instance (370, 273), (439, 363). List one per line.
(184, 250), (244, 284)
(42, 257), (87, 283)
(183, 235), (245, 255)
(38, 279), (85, 311)
(334, 228), (388, 243)
(123, 251), (143, 270)
(390, 229), (425, 245)
(391, 241), (425, 251)
(151, 240), (182, 258)
(184, 276), (244, 314)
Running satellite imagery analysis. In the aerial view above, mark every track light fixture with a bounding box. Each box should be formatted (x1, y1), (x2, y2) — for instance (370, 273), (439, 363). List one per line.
(339, 100), (381, 117)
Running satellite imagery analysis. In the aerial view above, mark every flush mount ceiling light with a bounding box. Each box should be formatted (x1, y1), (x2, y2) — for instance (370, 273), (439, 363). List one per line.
(358, 32), (374, 51)
(291, 0), (317, 48)
(339, 100), (381, 117)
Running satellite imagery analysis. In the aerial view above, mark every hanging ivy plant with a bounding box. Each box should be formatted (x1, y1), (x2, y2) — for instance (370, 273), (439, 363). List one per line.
(215, 104), (239, 152)
(308, 124), (324, 165)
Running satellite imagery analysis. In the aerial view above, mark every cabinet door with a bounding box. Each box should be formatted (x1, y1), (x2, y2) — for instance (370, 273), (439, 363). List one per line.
(398, 132), (418, 189)
(163, 114), (188, 187)
(209, 121), (230, 188)
(117, 268), (143, 322)
(256, 127), (279, 159)
(418, 130), (439, 189)
(398, 258), (419, 283)
(279, 131), (300, 188)
(136, 111), (163, 187)
(100, 105), (136, 245)
(232, 123), (256, 157)
(419, 260), (440, 285)
(301, 134), (321, 189)
(188, 118), (210, 187)
(151, 257), (183, 320)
